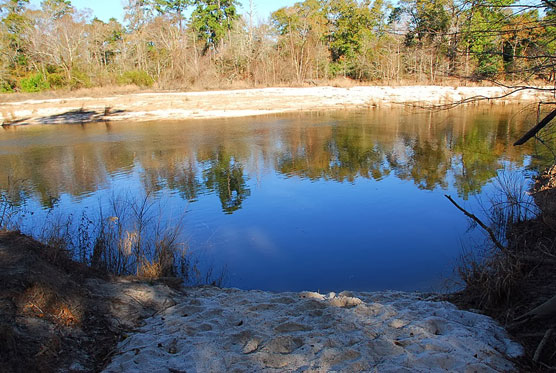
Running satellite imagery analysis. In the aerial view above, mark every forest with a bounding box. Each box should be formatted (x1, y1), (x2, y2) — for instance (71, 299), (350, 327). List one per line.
(0, 0), (554, 93)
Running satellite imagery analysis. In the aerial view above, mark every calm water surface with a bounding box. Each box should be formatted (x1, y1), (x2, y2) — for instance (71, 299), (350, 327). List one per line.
(0, 107), (539, 292)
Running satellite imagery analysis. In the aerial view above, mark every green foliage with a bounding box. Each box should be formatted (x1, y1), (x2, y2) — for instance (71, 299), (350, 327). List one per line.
(153, 0), (190, 12)
(272, 0), (387, 80)
(473, 49), (501, 78)
(462, 0), (515, 79)
(152, 0), (190, 22)
(191, 0), (238, 52)
(40, 0), (73, 19)
(0, 80), (13, 92)
(46, 72), (66, 89)
(400, 0), (450, 44)
(326, 0), (379, 62)
(117, 70), (154, 87)
(272, 0), (326, 35)
(1, 0), (30, 61)
(16, 70), (91, 92)
(19, 72), (49, 92)
(0, 0), (30, 18)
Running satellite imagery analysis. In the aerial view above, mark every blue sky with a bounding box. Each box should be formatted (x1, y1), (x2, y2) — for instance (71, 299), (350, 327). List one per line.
(29, 0), (299, 23)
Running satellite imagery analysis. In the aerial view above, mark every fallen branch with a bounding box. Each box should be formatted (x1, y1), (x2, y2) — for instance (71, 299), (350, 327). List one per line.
(514, 108), (556, 146)
(444, 195), (506, 252)
(534, 328), (554, 363)
(515, 294), (556, 322)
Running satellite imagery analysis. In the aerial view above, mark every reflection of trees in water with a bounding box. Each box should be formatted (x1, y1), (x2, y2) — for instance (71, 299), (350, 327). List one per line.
(140, 152), (201, 202)
(277, 110), (531, 196)
(0, 108), (537, 211)
(329, 126), (389, 182)
(279, 124), (391, 182)
(387, 138), (451, 190)
(452, 112), (526, 199)
(202, 148), (250, 214)
(0, 141), (135, 206)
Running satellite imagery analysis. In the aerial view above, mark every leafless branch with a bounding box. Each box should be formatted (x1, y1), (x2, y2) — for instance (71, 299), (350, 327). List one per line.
(445, 194), (506, 252)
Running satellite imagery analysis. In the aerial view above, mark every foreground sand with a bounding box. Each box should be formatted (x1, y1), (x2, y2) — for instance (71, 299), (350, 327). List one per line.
(0, 86), (552, 125)
(104, 286), (522, 373)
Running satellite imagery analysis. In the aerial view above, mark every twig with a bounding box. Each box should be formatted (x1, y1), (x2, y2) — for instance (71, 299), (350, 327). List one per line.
(540, 362), (556, 371)
(30, 303), (45, 315)
(534, 328), (554, 363)
(445, 195), (506, 252)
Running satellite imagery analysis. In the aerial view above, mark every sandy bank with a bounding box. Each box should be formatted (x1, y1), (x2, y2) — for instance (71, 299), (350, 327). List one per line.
(0, 86), (552, 126)
(104, 286), (522, 373)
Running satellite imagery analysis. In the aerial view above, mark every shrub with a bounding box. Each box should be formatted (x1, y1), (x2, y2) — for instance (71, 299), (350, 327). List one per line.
(70, 70), (92, 89)
(19, 72), (50, 93)
(46, 73), (67, 89)
(117, 70), (154, 87)
(0, 80), (14, 93)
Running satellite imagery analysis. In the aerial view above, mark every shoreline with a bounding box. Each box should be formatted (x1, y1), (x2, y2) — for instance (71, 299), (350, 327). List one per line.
(0, 231), (523, 372)
(1, 85), (553, 126)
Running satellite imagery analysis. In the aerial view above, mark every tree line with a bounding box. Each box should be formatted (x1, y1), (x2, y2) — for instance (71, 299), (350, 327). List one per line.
(0, 0), (554, 92)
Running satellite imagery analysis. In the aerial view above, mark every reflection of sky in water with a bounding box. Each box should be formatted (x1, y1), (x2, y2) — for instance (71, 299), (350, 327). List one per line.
(0, 108), (541, 292)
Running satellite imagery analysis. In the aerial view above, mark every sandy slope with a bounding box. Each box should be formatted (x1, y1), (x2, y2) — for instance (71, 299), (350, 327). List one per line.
(104, 287), (522, 373)
(0, 86), (552, 126)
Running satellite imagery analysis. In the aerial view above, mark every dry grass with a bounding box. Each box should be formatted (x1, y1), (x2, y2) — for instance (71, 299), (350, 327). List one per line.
(0, 189), (192, 283)
(451, 167), (556, 371)
(455, 171), (540, 309)
(0, 85), (150, 102)
(21, 284), (82, 327)
(458, 249), (523, 310)
(84, 194), (189, 281)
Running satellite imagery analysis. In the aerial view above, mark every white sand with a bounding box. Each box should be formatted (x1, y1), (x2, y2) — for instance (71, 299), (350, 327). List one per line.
(103, 286), (522, 373)
(1, 86), (553, 125)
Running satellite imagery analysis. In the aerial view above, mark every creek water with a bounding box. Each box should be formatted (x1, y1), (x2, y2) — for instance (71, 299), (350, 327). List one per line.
(0, 107), (541, 292)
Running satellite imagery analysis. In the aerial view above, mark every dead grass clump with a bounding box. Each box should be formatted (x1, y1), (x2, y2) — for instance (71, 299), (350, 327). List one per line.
(20, 284), (82, 328)
(458, 249), (526, 311)
(136, 258), (164, 280)
(136, 231), (183, 280)
(327, 77), (359, 88)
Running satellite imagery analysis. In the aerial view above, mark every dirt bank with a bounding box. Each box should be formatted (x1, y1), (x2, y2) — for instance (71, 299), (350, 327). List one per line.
(0, 231), (178, 373)
(0, 86), (552, 126)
